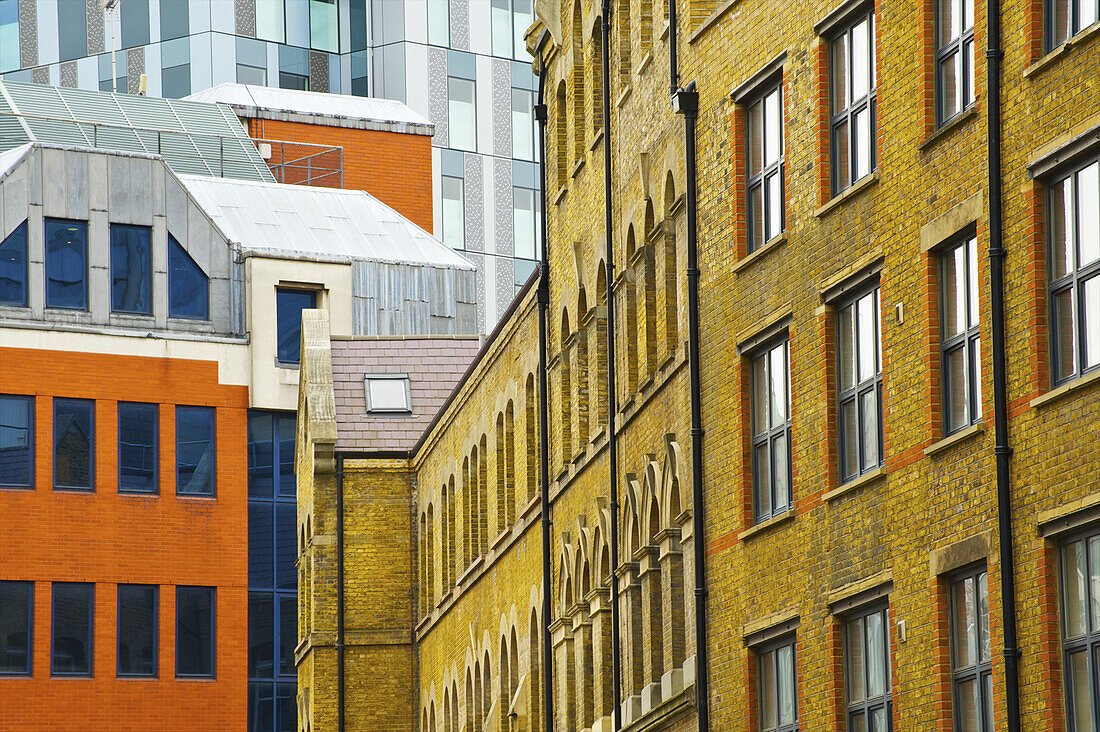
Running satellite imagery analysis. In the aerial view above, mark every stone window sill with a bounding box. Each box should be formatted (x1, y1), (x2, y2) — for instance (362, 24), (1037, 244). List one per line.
(589, 128), (604, 151)
(733, 233), (787, 275)
(617, 85), (632, 109)
(1031, 367), (1100, 409)
(924, 422), (985, 457)
(822, 466), (887, 502)
(637, 51), (654, 76)
(814, 171), (880, 218)
(554, 185), (568, 205)
(920, 105), (978, 151)
(571, 158), (586, 179)
(1024, 20), (1100, 79)
(739, 509), (794, 541)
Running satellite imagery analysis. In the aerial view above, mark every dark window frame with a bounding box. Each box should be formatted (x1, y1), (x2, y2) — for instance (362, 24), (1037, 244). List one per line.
(829, 8), (877, 196)
(51, 582), (93, 677)
(118, 402), (158, 495)
(836, 284), (883, 482)
(0, 393), (34, 489)
(275, 288), (319, 367)
(1046, 0), (1100, 50)
(0, 580), (33, 676)
(0, 220), (28, 307)
(844, 601), (893, 731)
(176, 405), (216, 497)
(757, 634), (799, 732)
(750, 336), (792, 523)
(176, 586), (215, 679)
(109, 223), (153, 315)
(940, 232), (983, 433)
(116, 584), (158, 678)
(745, 76), (786, 253)
(44, 218), (89, 311)
(53, 397), (95, 492)
(935, 0), (975, 126)
(947, 564), (992, 732)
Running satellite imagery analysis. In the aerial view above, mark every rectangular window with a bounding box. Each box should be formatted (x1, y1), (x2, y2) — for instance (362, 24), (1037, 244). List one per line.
(363, 374), (412, 413)
(492, 0), (513, 56)
(751, 339), (791, 522)
(310, 0), (338, 52)
(830, 9), (877, 195)
(511, 88), (535, 160)
(937, 0), (975, 125)
(746, 81), (785, 252)
(949, 567), (991, 732)
(161, 37), (191, 99)
(237, 37), (269, 86)
(428, 0), (450, 46)
(276, 289), (317, 366)
(168, 234), (209, 320)
(448, 76), (477, 152)
(176, 586), (214, 678)
(45, 219), (88, 310)
(1048, 0), (1099, 48)
(942, 236), (982, 432)
(0, 394), (33, 489)
(0, 581), (32, 675)
(279, 45), (310, 91)
(514, 0), (534, 60)
(176, 405), (215, 496)
(758, 636), (798, 732)
(121, 0), (150, 49)
(442, 174), (466, 250)
(247, 411), (297, 500)
(513, 160), (541, 281)
(1050, 158), (1100, 385)
(1059, 529), (1100, 730)
(117, 585), (157, 677)
(52, 582), (93, 676)
(58, 0), (88, 61)
(110, 224), (152, 315)
(0, 0), (18, 73)
(54, 398), (94, 492)
(256, 0), (286, 43)
(118, 402), (157, 494)
(0, 220), (28, 306)
(845, 604), (892, 730)
(160, 0), (189, 40)
(837, 287), (883, 482)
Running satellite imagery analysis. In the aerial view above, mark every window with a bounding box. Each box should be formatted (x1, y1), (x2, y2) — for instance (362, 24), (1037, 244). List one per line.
(52, 583), (93, 676)
(442, 150), (466, 250)
(176, 587), (214, 678)
(751, 339), (791, 522)
(448, 77), (477, 152)
(168, 234), (209, 320)
(309, 0), (338, 52)
(364, 374), (412, 413)
(54, 398), (94, 492)
(0, 394), (33, 489)
(99, 53), (127, 94)
(45, 219), (88, 310)
(0, 221), (27, 306)
(58, 0), (88, 61)
(514, 160), (541, 268)
(176, 406), (215, 496)
(121, 0), (150, 48)
(279, 45), (310, 91)
(942, 236), (982, 431)
(237, 37), (269, 85)
(160, 0), (189, 40)
(758, 637), (798, 732)
(1048, 0), (1099, 48)
(514, 0), (534, 60)
(256, 0), (285, 43)
(493, 0), (513, 56)
(746, 81), (785, 251)
(1050, 159), (1100, 385)
(117, 585), (157, 677)
(837, 287), (882, 481)
(161, 37), (191, 99)
(845, 603), (892, 731)
(118, 402), (157, 494)
(351, 50), (368, 96)
(0, 581), (32, 675)
(936, 0), (975, 125)
(1060, 529), (1100, 731)
(428, 0), (450, 46)
(276, 289), (317, 366)
(512, 88), (535, 160)
(830, 9), (877, 195)
(110, 224), (152, 315)
(948, 567), (991, 732)
(0, 0), (18, 73)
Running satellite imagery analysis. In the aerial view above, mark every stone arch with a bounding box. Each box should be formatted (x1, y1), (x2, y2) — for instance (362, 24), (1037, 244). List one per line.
(616, 0), (631, 87)
(468, 664), (478, 731)
(661, 438), (686, 527)
(463, 454), (474, 565)
(560, 544), (575, 612)
(644, 459), (662, 544)
(661, 170), (680, 356)
(571, 0), (586, 161)
(641, 199), (658, 375)
(496, 411), (507, 538)
(528, 605), (542, 732)
(481, 649), (492, 728)
(447, 475), (457, 587)
(622, 476), (642, 558)
(419, 510), (428, 617)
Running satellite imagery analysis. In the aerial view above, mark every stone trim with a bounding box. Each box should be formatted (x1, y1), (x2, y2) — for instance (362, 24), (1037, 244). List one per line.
(928, 531), (995, 577)
(827, 571), (892, 614)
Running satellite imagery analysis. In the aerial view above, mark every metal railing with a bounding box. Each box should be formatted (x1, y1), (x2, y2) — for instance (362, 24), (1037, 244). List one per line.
(253, 138), (344, 188)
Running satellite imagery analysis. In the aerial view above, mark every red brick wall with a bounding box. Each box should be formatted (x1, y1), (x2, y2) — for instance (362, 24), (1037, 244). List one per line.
(0, 347), (248, 732)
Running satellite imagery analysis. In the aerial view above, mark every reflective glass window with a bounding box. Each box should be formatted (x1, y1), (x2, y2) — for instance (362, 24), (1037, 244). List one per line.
(168, 234), (208, 320)
(54, 398), (94, 491)
(117, 585), (157, 677)
(160, 0), (189, 40)
(176, 587), (214, 677)
(0, 221), (27, 306)
(751, 339), (791, 523)
(256, 0), (286, 43)
(118, 402), (157, 494)
(0, 394), (33, 488)
(176, 405), (215, 496)
(45, 219), (88, 310)
(448, 77), (477, 151)
(0, 0), (17, 73)
(110, 224), (152, 314)
(758, 637), (798, 732)
(122, 0), (150, 48)
(52, 583), (92, 676)
(276, 289), (317, 365)
(830, 11), (877, 195)
(58, 0), (88, 61)
(309, 0), (338, 52)
(0, 581), (32, 675)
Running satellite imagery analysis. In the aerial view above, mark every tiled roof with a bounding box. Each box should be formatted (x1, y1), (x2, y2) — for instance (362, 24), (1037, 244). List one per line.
(331, 336), (481, 452)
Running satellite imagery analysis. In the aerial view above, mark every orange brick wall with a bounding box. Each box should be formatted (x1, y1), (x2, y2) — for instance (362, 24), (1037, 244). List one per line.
(246, 118), (434, 233)
(0, 347), (249, 732)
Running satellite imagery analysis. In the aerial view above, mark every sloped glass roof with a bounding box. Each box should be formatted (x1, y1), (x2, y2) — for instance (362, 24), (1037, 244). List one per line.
(0, 81), (275, 182)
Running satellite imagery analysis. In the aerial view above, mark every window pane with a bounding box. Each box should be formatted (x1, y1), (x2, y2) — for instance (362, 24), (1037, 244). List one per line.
(448, 78), (477, 151)
(956, 678), (978, 731)
(176, 406), (215, 496)
(866, 610), (886, 698)
(1083, 0), (1098, 31)
(858, 293), (876, 382)
(760, 650), (777, 729)
(777, 644), (795, 725)
(769, 344), (786, 425)
(1090, 536), (1100, 635)
(278, 681), (297, 729)
(121, 0), (150, 48)
(766, 172), (781, 241)
(753, 355), (768, 435)
(842, 398), (858, 479)
(1064, 539), (1088, 638)
(277, 290), (317, 365)
(367, 378), (409, 411)
(749, 184), (764, 250)
(278, 414), (297, 497)
(952, 576), (976, 668)
(0, 0), (18, 74)
(871, 706), (888, 732)
(839, 303), (856, 391)
(764, 90), (781, 166)
(755, 442), (770, 517)
(168, 235), (209, 320)
(1051, 177), (1074, 279)
(177, 587), (214, 677)
(0, 394), (33, 488)
(161, 0), (189, 39)
(250, 682), (276, 732)
(1055, 288), (1077, 382)
(852, 20), (869, 100)
(978, 572), (990, 662)
(1068, 649), (1090, 731)
(940, 51), (959, 120)
(0, 581), (32, 674)
(944, 244), (966, 336)
(772, 432), (789, 512)
(52, 583), (92, 675)
(309, 0), (338, 52)
(442, 176), (465, 249)
(939, 0), (959, 42)
(54, 398), (94, 490)
(0, 221), (27, 306)
(854, 107), (871, 180)
(514, 186), (537, 260)
(492, 0), (511, 56)
(277, 503), (296, 590)
(117, 585), (156, 676)
(248, 412), (274, 499)
(118, 403), (157, 493)
(427, 0), (449, 45)
(280, 596), (296, 676)
(45, 219), (87, 310)
(512, 89), (534, 159)
(250, 502), (275, 589)
(967, 238), (980, 328)
(832, 35), (848, 113)
(748, 100), (763, 175)
(1080, 163), (1099, 269)
(834, 119), (850, 191)
(1085, 277), (1100, 370)
(860, 389), (878, 470)
(945, 345), (967, 432)
(847, 617), (865, 702)
(249, 592), (274, 678)
(851, 712), (867, 732)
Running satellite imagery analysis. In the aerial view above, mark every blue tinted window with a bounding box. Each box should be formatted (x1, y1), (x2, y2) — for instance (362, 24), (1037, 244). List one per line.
(122, 0), (150, 47)
(0, 394), (33, 488)
(117, 585), (156, 677)
(52, 583), (92, 676)
(118, 403), (157, 494)
(58, 0), (88, 61)
(248, 592), (274, 678)
(249, 681), (297, 732)
(54, 398), (94, 491)
(278, 414), (296, 496)
(45, 219), (88, 310)
(168, 234), (208, 320)
(111, 225), (152, 314)
(276, 289), (316, 365)
(176, 406), (215, 496)
(0, 0), (18, 74)
(276, 503), (296, 590)
(176, 587), (214, 677)
(0, 221), (27, 306)
(248, 412), (275, 498)
(160, 0), (189, 39)
(249, 502), (275, 588)
(0, 581), (32, 675)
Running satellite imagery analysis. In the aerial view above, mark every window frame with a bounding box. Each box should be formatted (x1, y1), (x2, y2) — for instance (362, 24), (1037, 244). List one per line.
(275, 287), (319, 367)
(363, 373), (413, 414)
(750, 336), (792, 523)
(947, 564), (992, 732)
(175, 405), (216, 497)
(935, 0), (976, 126)
(836, 284), (883, 482)
(53, 397), (95, 492)
(940, 233), (983, 433)
(118, 402), (158, 495)
(1057, 525), (1100, 731)
(745, 76), (786, 253)
(757, 634), (799, 732)
(843, 601), (893, 731)
(828, 7), (877, 196)
(175, 586), (215, 679)
(51, 581), (93, 677)
(109, 223), (154, 315)
(1046, 0), (1100, 50)
(116, 584), (158, 678)
(44, 218), (89, 311)
(0, 580), (33, 676)
(0, 393), (34, 489)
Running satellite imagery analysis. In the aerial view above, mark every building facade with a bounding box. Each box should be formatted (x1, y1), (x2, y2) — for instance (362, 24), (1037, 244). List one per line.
(297, 0), (1100, 731)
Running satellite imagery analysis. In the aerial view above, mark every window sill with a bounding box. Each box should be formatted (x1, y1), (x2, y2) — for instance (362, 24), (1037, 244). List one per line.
(659, 20), (670, 41)
(738, 509), (794, 541)
(1024, 20), (1100, 79)
(814, 171), (880, 218)
(571, 158), (586, 179)
(0, 485), (33, 491)
(919, 105), (978, 151)
(637, 51), (654, 76)
(733, 233), (787, 275)
(554, 185), (568, 205)
(617, 85), (633, 109)
(1030, 367), (1100, 409)
(176, 493), (217, 501)
(822, 466), (886, 502)
(589, 128), (604, 151)
(924, 421), (985, 457)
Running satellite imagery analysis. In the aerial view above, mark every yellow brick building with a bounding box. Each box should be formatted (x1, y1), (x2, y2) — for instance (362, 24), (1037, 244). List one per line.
(296, 0), (1100, 729)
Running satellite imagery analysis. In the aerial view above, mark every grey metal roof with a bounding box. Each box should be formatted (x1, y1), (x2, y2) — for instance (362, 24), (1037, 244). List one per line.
(0, 81), (275, 182)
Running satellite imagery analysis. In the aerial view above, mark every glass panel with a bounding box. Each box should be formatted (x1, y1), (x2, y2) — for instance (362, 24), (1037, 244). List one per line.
(766, 172), (781, 241)
(176, 406), (215, 496)
(777, 644), (795, 725)
(249, 682), (275, 732)
(176, 587), (214, 676)
(0, 0), (18, 74)
(1085, 277), (1100, 370)
(946, 346), (967, 432)
(953, 576), (976, 668)
(839, 302), (856, 390)
(367, 379), (409, 411)
(45, 219), (88, 310)
(277, 414), (297, 497)
(54, 399), (94, 490)
(0, 582), (31, 674)
(248, 413), (274, 499)
(858, 293), (876, 381)
(51, 583), (92, 674)
(764, 90), (781, 166)
(1064, 540), (1088, 638)
(58, 0), (88, 60)
(117, 585), (156, 676)
(835, 119), (851, 191)
(309, 0), (338, 53)
(861, 389), (878, 470)
(492, 0), (511, 56)
(122, 0), (150, 48)
(832, 35), (849, 113)
(161, 0), (190, 40)
(514, 0), (535, 61)
(769, 344), (787, 425)
(748, 100), (763, 175)
(249, 592), (274, 678)
(1083, 0), (1098, 31)
(760, 650), (777, 729)
(772, 432), (789, 511)
(1051, 177), (1074, 279)
(1079, 163), (1100, 268)
(168, 235), (209, 320)
(852, 20), (869, 100)
(870, 707), (888, 732)
(1090, 535), (1100, 634)
(848, 617), (865, 702)
(0, 395), (33, 488)
(964, 0), (974, 29)
(0, 221), (27, 306)
(448, 77), (477, 151)
(967, 238), (980, 328)
(118, 403), (157, 493)
(750, 184), (764, 249)
(851, 712), (867, 732)
(279, 596), (296, 676)
(944, 243), (966, 336)
(978, 572), (990, 662)
(512, 89), (534, 160)
(256, 0), (285, 42)
(753, 355), (768, 435)
(854, 107), (871, 180)
(442, 176), (465, 249)
(866, 610), (886, 698)
(1069, 649), (1090, 732)
(276, 503), (296, 590)
(249, 503), (274, 589)
(427, 0), (450, 46)
(842, 398), (858, 480)
(276, 290), (317, 365)
(940, 51), (959, 120)
(1055, 288), (1077, 381)
(939, 0), (959, 42)
(277, 681), (297, 731)
(755, 442), (771, 518)
(983, 674), (993, 732)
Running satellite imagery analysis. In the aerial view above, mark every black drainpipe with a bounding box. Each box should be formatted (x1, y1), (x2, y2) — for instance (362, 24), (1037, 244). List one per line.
(335, 454), (346, 732)
(668, 0), (679, 96)
(599, 2), (625, 728)
(672, 75), (710, 730)
(534, 43), (556, 732)
(986, 0), (1019, 726)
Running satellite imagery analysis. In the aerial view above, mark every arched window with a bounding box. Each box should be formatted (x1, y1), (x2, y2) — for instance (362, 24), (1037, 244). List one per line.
(525, 374), (537, 504)
(427, 503), (435, 608)
(642, 200), (658, 376)
(505, 402), (516, 524)
(556, 81), (568, 190)
(575, 289), (589, 448)
(478, 435), (488, 554)
(463, 456), (474, 565)
(529, 610), (542, 732)
(572, 0), (586, 160)
(496, 412), (507, 536)
(624, 226), (639, 393)
(594, 264), (609, 427)
(663, 172), (679, 356)
(559, 310), (573, 466)
(591, 19), (604, 134)
(447, 476), (457, 586)
(617, 0), (632, 88)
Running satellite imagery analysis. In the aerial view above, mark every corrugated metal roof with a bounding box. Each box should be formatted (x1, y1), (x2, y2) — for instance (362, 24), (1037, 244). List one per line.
(0, 81), (275, 182)
(184, 83), (434, 135)
(177, 174), (475, 270)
